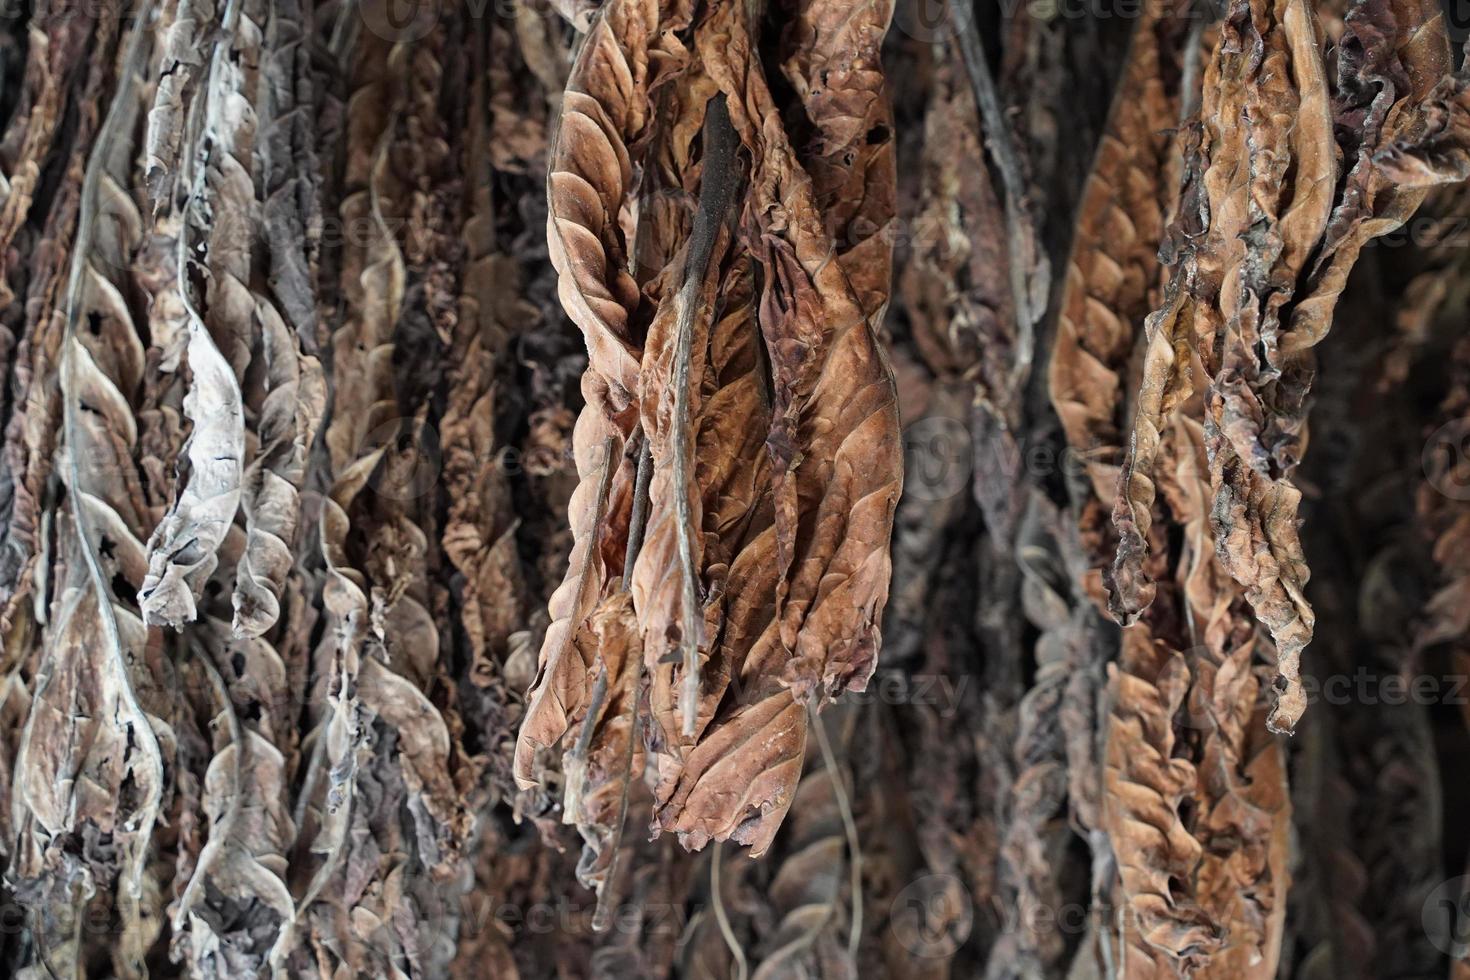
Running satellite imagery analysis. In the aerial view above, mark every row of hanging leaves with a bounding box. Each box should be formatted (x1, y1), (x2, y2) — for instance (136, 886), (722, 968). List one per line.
(3, 0), (1470, 977)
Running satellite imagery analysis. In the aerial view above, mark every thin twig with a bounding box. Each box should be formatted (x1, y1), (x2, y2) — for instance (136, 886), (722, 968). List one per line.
(592, 661), (643, 932)
(29, 906), (64, 980)
(1179, 10), (1212, 125)
(712, 842), (749, 980)
(175, 637), (245, 926)
(569, 668), (610, 772)
(566, 432), (651, 821)
(950, 5), (1044, 399)
(623, 434), (654, 585)
(560, 433), (622, 726)
(673, 93), (742, 738)
(812, 708), (863, 959)
(584, 433), (649, 932)
(753, 909), (831, 975)
(589, 91), (740, 932)
(1094, 844), (1118, 980)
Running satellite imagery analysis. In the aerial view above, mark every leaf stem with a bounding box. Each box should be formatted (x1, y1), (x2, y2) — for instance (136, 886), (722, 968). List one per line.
(673, 93), (741, 738)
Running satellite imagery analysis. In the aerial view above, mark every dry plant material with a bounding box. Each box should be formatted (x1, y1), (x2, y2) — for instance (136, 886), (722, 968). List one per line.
(515, 0), (903, 874)
(1111, 0), (1459, 734)
(13, 17), (166, 977)
(2, 0), (1470, 977)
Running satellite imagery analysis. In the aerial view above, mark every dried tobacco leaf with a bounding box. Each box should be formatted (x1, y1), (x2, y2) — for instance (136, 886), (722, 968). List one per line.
(0, 0), (117, 629)
(136, 0), (252, 630)
(1055, 8), (1296, 974)
(641, 0), (901, 854)
(2, 0), (1468, 975)
(13, 20), (168, 977)
(517, 0), (902, 866)
(513, 0), (675, 790)
(231, 0), (327, 641)
(1051, 0), (1193, 599)
(1111, 0), (1456, 734)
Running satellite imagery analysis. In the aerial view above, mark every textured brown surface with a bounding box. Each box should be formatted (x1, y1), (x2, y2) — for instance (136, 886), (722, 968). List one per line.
(1, 1), (1469, 978)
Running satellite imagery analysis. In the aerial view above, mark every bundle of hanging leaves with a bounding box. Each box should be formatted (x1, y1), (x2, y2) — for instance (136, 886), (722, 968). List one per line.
(3, 0), (1470, 976)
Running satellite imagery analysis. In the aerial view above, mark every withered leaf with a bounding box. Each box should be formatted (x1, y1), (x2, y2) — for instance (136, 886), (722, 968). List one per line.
(3, 0), (1468, 974)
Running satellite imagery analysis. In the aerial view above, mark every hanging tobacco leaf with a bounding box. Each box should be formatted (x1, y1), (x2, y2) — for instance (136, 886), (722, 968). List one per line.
(0, 0), (1467, 976)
